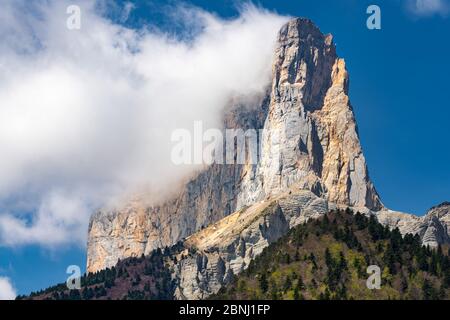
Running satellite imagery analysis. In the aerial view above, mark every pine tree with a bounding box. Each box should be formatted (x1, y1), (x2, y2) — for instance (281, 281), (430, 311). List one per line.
(283, 275), (292, 292)
(417, 247), (429, 272)
(444, 267), (450, 289)
(259, 273), (269, 293)
(320, 215), (330, 230)
(339, 251), (347, 271)
(325, 248), (333, 269)
(354, 212), (368, 230)
(293, 278), (305, 300)
(422, 279), (434, 300)
(294, 249), (300, 261)
(297, 276), (305, 290)
(293, 286), (300, 300)
(319, 288), (331, 300)
(68, 289), (81, 300)
(269, 279), (279, 300)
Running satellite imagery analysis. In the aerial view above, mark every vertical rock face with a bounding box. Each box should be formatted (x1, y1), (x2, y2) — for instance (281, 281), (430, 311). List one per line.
(236, 19), (382, 210)
(87, 106), (268, 273)
(87, 18), (383, 273)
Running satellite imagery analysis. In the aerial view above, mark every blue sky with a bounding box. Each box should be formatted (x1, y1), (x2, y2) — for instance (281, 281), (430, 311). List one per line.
(115, 0), (450, 215)
(0, 0), (449, 296)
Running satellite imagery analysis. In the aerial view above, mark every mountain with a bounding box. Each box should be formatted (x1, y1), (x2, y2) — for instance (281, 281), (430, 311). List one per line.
(22, 208), (450, 300)
(87, 17), (384, 273)
(27, 17), (449, 300)
(378, 202), (450, 248)
(210, 209), (450, 300)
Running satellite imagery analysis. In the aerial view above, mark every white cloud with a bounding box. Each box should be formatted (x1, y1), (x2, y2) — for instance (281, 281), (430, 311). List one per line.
(120, 2), (136, 22)
(0, 277), (16, 300)
(0, 0), (287, 247)
(407, 0), (449, 16)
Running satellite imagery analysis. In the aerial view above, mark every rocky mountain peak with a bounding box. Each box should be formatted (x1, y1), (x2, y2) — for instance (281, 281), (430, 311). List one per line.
(273, 18), (337, 111)
(279, 18), (332, 44)
(248, 17), (382, 211)
(86, 18), (396, 273)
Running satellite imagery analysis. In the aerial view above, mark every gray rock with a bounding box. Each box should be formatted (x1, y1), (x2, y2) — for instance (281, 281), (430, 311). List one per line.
(376, 202), (450, 247)
(173, 189), (327, 299)
(86, 18), (447, 275)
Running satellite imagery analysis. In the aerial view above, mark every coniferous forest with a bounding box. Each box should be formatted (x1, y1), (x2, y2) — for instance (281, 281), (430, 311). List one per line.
(19, 210), (450, 300)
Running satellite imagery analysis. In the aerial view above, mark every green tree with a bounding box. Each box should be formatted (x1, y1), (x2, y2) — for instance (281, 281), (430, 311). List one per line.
(422, 279), (437, 300)
(259, 273), (269, 293)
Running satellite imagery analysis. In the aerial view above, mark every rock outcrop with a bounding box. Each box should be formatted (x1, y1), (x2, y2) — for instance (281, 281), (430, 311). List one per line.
(377, 202), (450, 248)
(170, 199), (450, 299)
(426, 202), (450, 230)
(87, 106), (268, 272)
(237, 19), (382, 211)
(86, 18), (447, 275)
(173, 187), (328, 299)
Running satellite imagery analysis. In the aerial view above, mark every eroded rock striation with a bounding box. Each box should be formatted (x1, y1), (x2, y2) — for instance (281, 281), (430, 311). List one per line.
(174, 188), (328, 299)
(86, 18), (448, 276)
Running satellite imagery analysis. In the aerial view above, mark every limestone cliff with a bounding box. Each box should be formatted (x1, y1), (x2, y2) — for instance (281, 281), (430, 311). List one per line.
(170, 198), (450, 299)
(235, 19), (381, 211)
(377, 202), (450, 248)
(86, 18), (445, 274)
(174, 187), (328, 299)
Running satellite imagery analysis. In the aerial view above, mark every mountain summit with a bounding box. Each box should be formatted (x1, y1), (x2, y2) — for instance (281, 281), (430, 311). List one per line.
(86, 18), (448, 278)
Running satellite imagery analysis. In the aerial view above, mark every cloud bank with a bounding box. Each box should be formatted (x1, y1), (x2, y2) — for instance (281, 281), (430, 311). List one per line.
(0, 277), (16, 300)
(407, 0), (449, 16)
(0, 0), (287, 247)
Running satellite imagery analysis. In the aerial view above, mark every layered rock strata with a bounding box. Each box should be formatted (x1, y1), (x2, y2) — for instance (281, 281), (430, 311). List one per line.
(87, 18), (447, 274)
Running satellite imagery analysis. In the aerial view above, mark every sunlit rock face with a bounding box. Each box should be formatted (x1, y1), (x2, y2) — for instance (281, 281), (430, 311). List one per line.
(174, 188), (329, 299)
(235, 18), (382, 211)
(87, 18), (450, 274)
(377, 202), (450, 248)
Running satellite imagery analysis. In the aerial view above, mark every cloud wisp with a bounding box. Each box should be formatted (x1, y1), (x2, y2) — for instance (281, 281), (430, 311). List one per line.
(0, 0), (287, 247)
(0, 277), (16, 300)
(406, 0), (449, 17)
